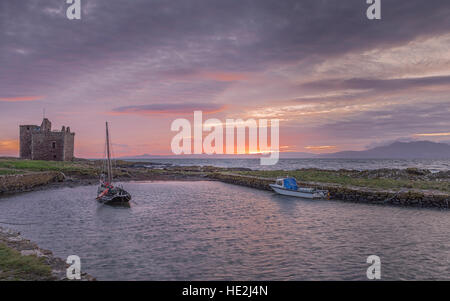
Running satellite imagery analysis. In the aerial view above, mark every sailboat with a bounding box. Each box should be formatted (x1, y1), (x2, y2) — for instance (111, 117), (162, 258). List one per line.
(96, 122), (131, 206)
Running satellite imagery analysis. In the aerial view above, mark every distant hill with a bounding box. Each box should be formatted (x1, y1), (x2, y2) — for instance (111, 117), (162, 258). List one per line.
(320, 141), (450, 159)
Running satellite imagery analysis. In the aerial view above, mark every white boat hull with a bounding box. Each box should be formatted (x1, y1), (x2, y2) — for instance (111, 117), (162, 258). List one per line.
(269, 184), (327, 199)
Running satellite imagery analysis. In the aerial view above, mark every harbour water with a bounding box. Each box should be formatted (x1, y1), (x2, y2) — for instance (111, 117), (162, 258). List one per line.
(0, 181), (448, 280)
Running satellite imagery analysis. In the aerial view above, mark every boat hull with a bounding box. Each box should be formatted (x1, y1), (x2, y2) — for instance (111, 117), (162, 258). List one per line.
(97, 186), (131, 206)
(269, 184), (326, 199)
(97, 195), (131, 206)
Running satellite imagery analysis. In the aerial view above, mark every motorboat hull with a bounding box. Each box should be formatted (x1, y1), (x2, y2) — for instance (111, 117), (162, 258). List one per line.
(269, 184), (327, 199)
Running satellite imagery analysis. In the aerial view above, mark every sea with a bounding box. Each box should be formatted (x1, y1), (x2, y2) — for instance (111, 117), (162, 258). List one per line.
(124, 158), (450, 172)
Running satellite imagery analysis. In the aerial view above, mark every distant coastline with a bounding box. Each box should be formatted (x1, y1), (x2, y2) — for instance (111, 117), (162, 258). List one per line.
(119, 141), (450, 160)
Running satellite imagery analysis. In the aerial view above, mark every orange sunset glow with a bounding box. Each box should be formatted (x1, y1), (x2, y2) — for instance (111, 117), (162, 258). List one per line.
(0, 96), (44, 102)
(0, 139), (19, 156)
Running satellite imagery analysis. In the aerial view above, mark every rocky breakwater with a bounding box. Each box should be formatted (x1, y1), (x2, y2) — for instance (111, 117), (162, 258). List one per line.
(0, 172), (65, 195)
(0, 227), (95, 280)
(209, 172), (274, 191)
(209, 172), (450, 209)
(324, 185), (449, 209)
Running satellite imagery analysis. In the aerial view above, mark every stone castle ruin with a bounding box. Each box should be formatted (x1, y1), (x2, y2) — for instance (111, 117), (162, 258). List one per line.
(19, 118), (75, 161)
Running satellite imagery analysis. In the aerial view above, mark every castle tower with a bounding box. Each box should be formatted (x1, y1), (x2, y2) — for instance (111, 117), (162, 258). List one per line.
(19, 125), (40, 159)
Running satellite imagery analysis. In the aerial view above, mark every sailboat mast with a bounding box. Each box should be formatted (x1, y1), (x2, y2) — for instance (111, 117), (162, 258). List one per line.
(105, 122), (112, 184)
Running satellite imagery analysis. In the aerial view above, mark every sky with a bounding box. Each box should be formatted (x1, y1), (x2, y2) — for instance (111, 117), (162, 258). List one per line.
(1, 0), (450, 158)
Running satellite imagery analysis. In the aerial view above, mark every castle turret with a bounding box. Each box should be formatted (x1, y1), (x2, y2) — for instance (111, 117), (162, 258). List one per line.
(40, 118), (51, 132)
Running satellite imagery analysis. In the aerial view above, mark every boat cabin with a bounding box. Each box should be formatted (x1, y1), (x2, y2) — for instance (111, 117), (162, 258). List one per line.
(276, 177), (298, 191)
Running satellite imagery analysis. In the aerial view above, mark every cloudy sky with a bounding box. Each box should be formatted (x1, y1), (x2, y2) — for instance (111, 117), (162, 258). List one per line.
(1, 0), (449, 157)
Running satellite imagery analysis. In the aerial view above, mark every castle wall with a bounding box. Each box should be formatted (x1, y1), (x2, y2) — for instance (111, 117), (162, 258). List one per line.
(63, 133), (75, 161)
(31, 132), (66, 161)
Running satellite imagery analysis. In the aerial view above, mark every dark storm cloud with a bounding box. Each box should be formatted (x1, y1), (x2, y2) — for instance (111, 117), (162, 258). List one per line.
(318, 101), (450, 139)
(300, 75), (450, 92)
(287, 75), (450, 107)
(1, 0), (450, 98)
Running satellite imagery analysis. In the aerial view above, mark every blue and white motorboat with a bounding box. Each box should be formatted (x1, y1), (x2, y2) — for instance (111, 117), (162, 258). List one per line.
(269, 177), (329, 199)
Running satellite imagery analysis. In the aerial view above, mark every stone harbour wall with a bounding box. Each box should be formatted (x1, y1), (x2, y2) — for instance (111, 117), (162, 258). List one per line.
(0, 172), (65, 194)
(209, 173), (450, 209)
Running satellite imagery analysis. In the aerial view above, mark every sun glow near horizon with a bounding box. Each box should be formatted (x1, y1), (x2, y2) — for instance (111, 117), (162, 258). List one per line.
(414, 132), (450, 137)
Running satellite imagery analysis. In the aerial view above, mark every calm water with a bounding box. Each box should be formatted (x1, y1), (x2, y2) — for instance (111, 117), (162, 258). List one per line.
(130, 158), (450, 172)
(0, 181), (448, 280)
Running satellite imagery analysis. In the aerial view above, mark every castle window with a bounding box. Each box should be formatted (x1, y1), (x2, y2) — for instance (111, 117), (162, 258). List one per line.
(52, 141), (56, 149)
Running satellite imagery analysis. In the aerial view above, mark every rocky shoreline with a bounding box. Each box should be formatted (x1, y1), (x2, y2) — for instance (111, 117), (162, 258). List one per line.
(0, 227), (95, 281)
(0, 161), (449, 209)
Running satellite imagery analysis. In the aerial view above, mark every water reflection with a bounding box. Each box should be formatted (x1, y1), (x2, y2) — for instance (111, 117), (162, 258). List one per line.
(0, 181), (448, 280)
